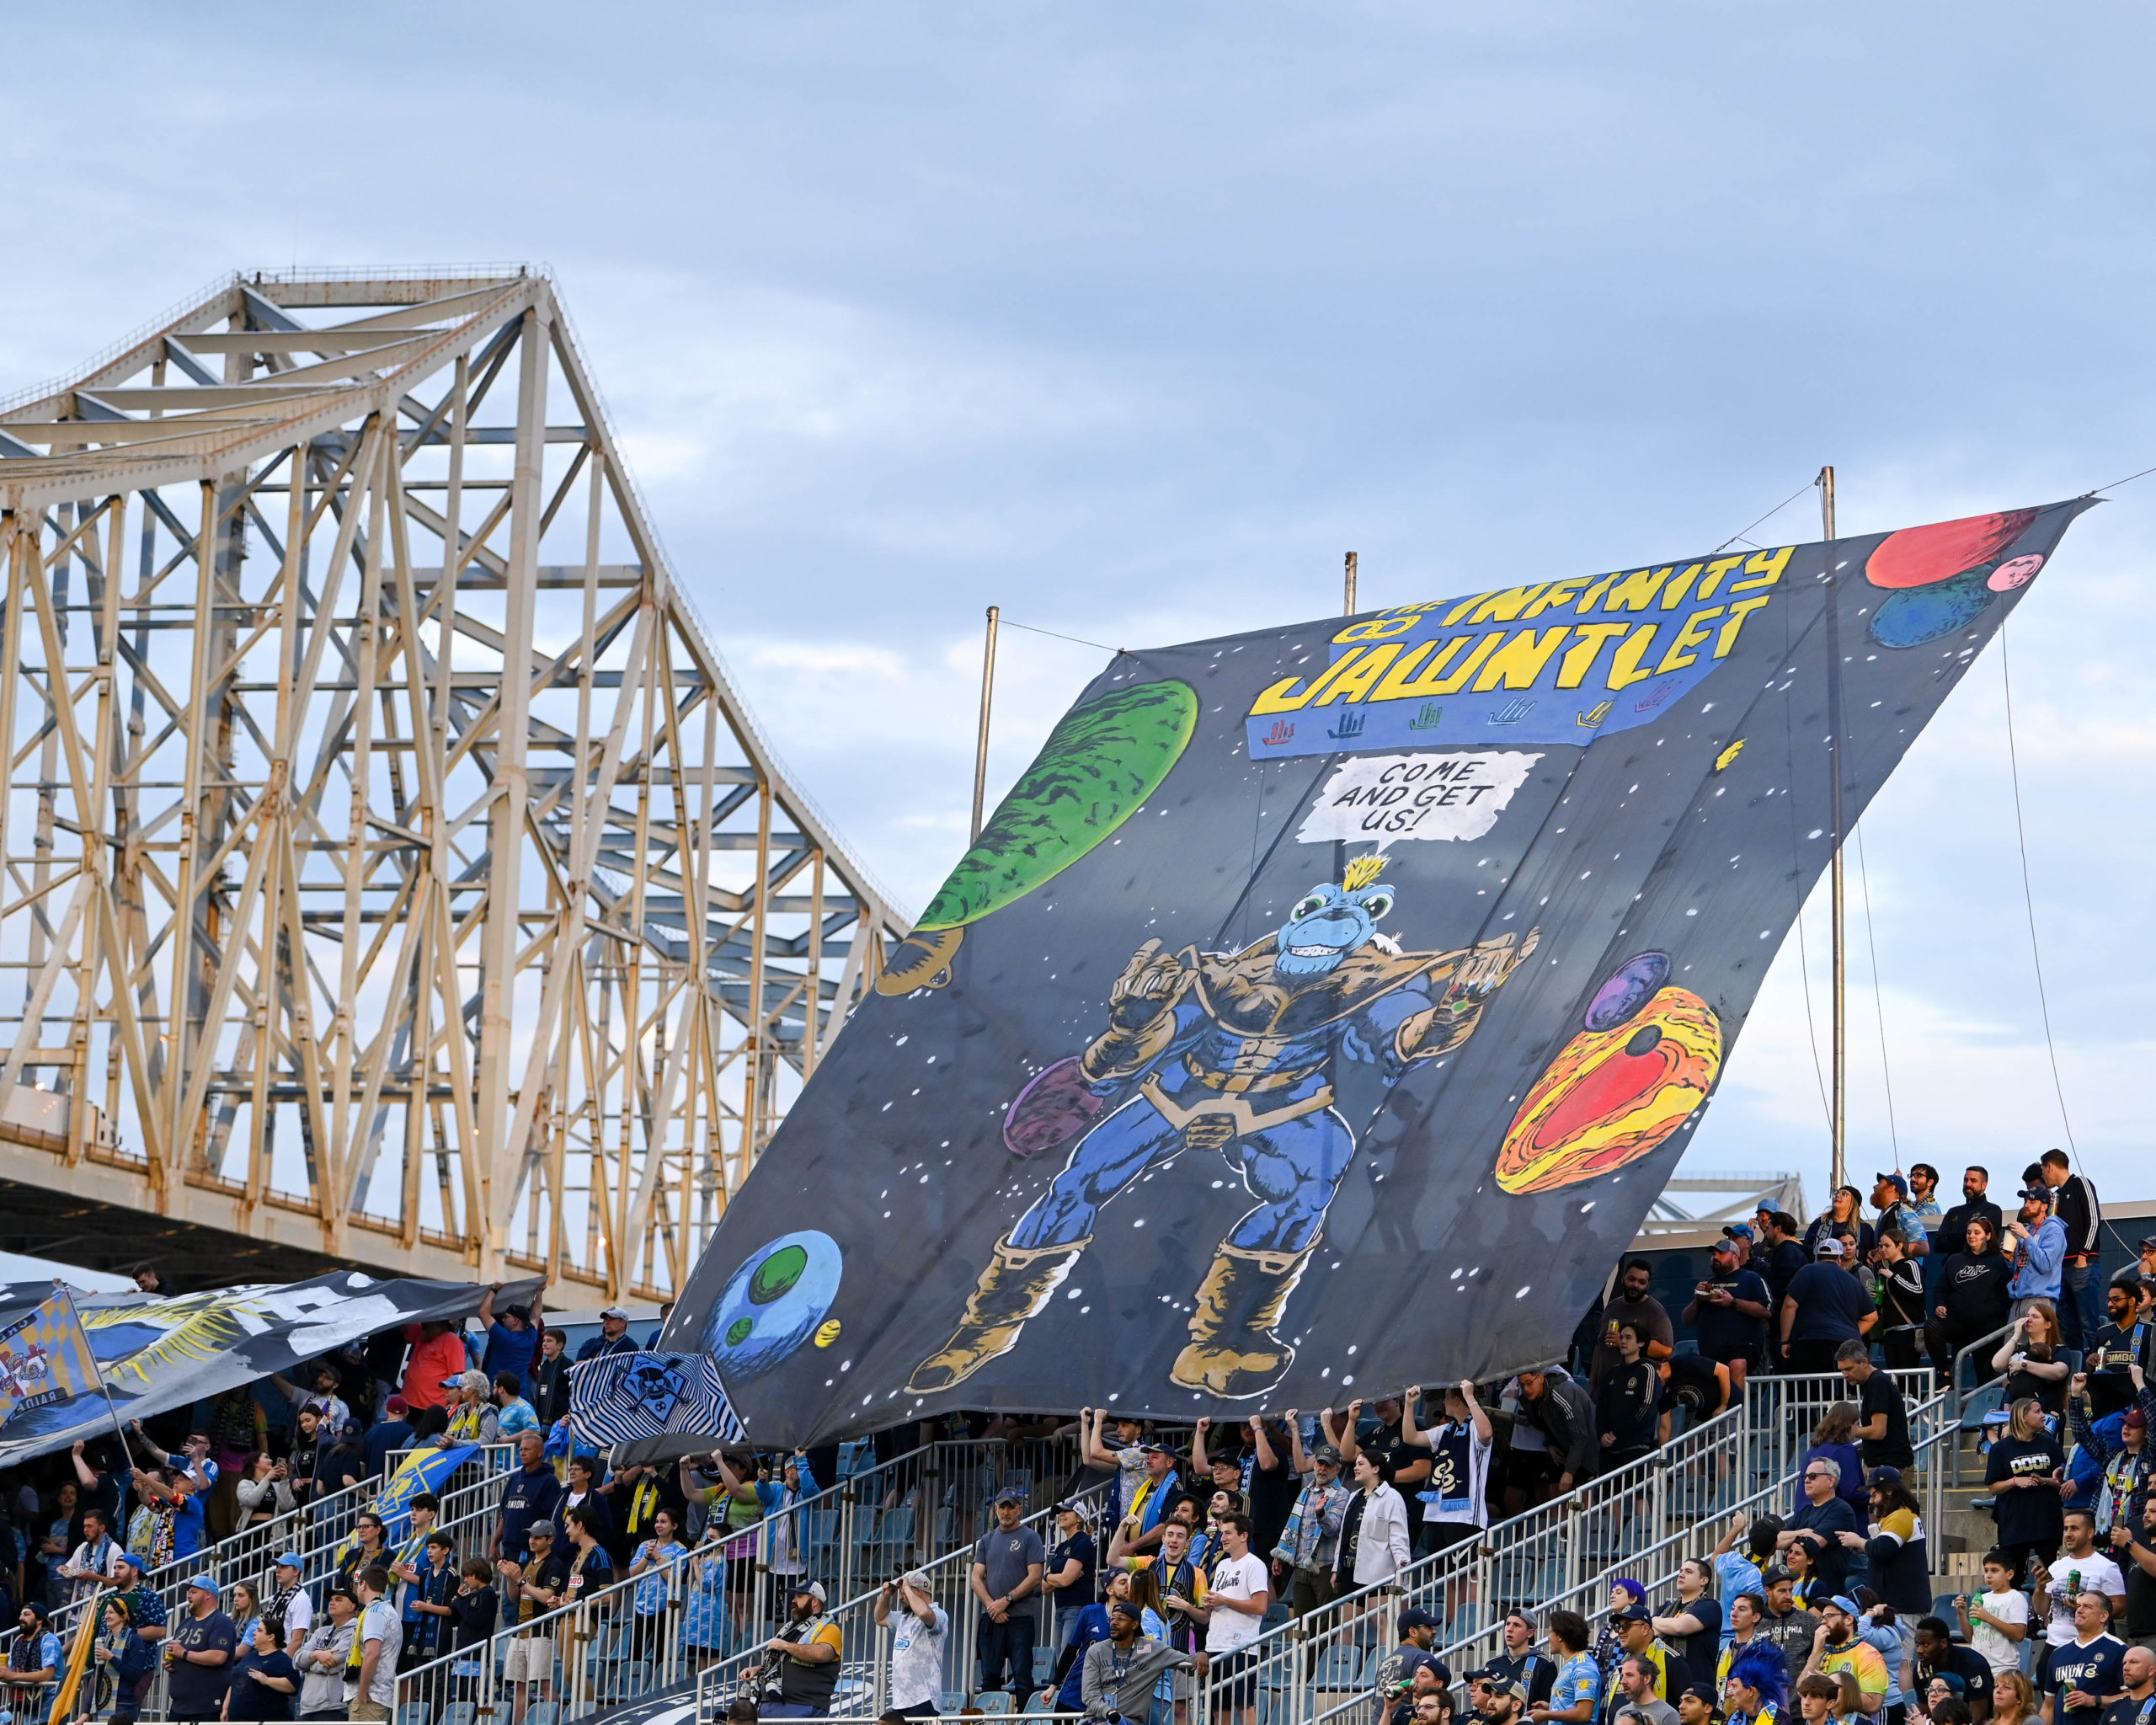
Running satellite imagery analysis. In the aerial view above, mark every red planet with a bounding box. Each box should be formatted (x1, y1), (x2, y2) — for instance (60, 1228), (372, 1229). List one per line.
(1864, 508), (2037, 590)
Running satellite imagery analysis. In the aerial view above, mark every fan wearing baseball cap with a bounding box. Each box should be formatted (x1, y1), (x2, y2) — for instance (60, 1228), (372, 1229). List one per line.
(1376, 1609), (1453, 1725)
(2004, 1185), (2068, 1317)
(972, 1491), (1046, 1705)
(1810, 1596), (1888, 1715)
(755, 1580), (841, 1717)
(576, 1306), (638, 1364)
(1778, 1240), (1876, 1375)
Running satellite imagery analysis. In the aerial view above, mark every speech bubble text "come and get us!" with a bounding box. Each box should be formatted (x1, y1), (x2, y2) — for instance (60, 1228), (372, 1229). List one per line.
(1295, 750), (1544, 849)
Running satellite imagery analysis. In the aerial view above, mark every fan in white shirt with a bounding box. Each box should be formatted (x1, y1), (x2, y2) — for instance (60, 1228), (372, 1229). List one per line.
(1203, 1529), (1271, 1653)
(2035, 1520), (2127, 1646)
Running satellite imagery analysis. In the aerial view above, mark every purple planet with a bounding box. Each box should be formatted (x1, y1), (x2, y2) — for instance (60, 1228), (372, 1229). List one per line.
(1584, 951), (1672, 1032)
(1002, 1056), (1105, 1158)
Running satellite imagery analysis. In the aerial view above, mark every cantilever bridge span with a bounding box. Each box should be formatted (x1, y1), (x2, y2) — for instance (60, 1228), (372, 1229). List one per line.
(0, 268), (907, 1296)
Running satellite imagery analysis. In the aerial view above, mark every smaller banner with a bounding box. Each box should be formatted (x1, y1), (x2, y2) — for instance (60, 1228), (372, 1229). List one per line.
(570, 1351), (744, 1449)
(0, 1285), (104, 1430)
(336, 1442), (479, 1564)
(0, 1269), (537, 1469)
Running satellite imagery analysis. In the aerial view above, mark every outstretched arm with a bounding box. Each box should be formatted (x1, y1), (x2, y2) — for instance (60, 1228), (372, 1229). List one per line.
(1079, 943), (1201, 1086)
(1387, 931), (1540, 1064)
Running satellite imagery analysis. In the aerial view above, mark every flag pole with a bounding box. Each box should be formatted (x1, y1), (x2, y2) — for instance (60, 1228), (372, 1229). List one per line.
(61, 1276), (141, 1561)
(970, 606), (1000, 843)
(59, 1284), (136, 1463)
(1819, 468), (1847, 1198)
(1343, 551), (1358, 615)
(46, 1283), (131, 1722)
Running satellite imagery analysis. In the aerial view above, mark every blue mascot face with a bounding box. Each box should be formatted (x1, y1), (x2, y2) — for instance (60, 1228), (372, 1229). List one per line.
(1276, 880), (1396, 978)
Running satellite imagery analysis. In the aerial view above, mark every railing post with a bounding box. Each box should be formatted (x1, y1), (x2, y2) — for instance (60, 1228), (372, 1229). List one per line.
(840, 1482), (858, 1606)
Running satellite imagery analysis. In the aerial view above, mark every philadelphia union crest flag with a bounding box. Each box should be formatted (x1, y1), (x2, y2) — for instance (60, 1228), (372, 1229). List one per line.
(663, 503), (2091, 1442)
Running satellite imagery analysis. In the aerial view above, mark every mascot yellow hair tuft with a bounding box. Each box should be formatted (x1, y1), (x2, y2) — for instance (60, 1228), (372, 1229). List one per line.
(1342, 852), (1388, 893)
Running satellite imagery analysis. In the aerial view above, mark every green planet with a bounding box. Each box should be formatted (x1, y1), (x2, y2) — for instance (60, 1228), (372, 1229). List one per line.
(921, 678), (1198, 932)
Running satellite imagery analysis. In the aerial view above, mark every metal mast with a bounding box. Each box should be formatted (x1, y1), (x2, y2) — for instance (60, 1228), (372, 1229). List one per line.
(1819, 465), (1846, 1196)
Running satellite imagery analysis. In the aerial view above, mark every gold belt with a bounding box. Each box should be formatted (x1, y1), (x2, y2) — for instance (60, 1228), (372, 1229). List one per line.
(1141, 1074), (1335, 1136)
(1182, 1052), (1324, 1095)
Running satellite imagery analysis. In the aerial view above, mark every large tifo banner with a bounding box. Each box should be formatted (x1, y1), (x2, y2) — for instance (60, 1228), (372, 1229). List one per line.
(0, 1270), (536, 1467)
(664, 504), (2089, 1441)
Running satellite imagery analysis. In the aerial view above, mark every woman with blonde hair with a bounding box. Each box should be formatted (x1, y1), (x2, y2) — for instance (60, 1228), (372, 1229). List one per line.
(1989, 1671), (2039, 1725)
(1806, 1188), (1876, 1262)
(1983, 1396), (2066, 1584)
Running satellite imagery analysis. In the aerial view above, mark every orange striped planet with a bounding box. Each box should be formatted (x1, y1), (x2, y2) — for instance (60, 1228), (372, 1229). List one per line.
(1496, 988), (1722, 1194)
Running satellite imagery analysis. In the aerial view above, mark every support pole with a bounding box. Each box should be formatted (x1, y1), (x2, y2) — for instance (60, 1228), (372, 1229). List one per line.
(1820, 467), (1846, 1196)
(1343, 550), (1358, 615)
(970, 605), (1000, 842)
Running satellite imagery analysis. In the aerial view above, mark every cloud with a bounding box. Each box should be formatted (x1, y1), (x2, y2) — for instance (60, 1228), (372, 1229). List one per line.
(5, 0), (2154, 1219)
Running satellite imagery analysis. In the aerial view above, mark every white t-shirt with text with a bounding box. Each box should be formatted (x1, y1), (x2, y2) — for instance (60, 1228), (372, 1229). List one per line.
(1204, 1552), (1270, 1654)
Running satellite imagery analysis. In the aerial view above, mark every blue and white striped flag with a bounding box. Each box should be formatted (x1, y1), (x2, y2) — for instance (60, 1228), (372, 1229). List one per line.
(570, 1350), (745, 1448)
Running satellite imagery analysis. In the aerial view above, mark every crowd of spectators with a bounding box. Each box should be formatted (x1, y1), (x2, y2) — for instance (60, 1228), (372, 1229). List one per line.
(0, 1283), (669, 1723)
(0, 1147), (2146, 1725)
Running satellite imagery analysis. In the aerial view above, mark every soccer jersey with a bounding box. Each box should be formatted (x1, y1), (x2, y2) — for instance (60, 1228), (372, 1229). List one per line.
(1710, 1553), (1763, 1648)
(1554, 1651), (1603, 1717)
(1417, 1418), (1494, 1528)
(2048, 1634), (2127, 1725)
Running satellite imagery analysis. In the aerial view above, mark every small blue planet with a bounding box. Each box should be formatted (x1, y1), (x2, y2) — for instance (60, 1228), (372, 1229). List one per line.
(703, 1231), (844, 1379)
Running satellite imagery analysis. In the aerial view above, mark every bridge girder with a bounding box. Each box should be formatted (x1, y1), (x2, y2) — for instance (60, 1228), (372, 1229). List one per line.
(0, 268), (907, 1298)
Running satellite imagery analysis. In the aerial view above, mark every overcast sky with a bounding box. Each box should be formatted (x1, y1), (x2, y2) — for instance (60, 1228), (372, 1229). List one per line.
(6, 3), (2151, 1219)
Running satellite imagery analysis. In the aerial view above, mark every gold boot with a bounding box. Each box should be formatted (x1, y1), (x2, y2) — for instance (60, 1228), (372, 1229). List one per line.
(1169, 1240), (1319, 1397)
(907, 1233), (1091, 1393)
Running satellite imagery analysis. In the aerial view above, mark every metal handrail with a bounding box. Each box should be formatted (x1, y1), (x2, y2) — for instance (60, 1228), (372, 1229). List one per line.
(1945, 1319), (2022, 1487)
(1166, 1379), (1956, 1725)
(689, 1484), (1109, 1725)
(386, 1467), (1102, 1725)
(13, 1443), (522, 1656)
(1151, 1368), (1933, 1725)
(1950, 1319), (2020, 1418)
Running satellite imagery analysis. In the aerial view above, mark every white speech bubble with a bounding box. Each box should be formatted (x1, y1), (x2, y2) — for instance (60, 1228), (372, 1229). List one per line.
(1296, 750), (1543, 848)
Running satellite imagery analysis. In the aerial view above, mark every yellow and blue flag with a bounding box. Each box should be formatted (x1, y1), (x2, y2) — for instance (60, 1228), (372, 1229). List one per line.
(0, 1285), (103, 1431)
(334, 1441), (478, 1563)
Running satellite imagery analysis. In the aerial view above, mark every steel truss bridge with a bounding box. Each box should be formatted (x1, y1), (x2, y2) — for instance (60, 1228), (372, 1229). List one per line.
(0, 267), (909, 1296)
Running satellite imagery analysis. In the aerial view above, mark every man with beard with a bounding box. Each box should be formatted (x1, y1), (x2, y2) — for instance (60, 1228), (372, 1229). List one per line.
(1755, 1570), (1820, 1673)
(1937, 1171), (2005, 1265)
(1594, 1261), (1677, 1394)
(2087, 1281), (2145, 1419)
(1082, 1599), (1193, 1721)
(2004, 1185), (2068, 1320)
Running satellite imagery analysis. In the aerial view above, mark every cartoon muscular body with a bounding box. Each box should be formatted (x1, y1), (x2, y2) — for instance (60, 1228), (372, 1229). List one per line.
(909, 855), (1537, 1397)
